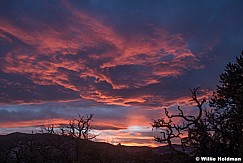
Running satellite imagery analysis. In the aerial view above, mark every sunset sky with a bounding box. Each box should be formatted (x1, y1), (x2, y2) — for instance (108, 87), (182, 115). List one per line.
(0, 0), (243, 147)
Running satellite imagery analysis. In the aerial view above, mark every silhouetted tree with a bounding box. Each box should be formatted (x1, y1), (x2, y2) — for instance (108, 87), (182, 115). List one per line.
(40, 114), (98, 162)
(152, 88), (211, 157)
(210, 51), (243, 157)
(40, 124), (55, 134)
(40, 114), (97, 140)
(63, 114), (98, 161)
(65, 114), (97, 140)
(152, 51), (243, 158)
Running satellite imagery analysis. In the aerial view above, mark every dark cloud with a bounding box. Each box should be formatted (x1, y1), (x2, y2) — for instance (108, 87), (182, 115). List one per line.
(0, 71), (80, 104)
(93, 125), (127, 131)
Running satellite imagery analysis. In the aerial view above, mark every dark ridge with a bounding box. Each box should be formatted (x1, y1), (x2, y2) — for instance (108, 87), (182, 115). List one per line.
(0, 132), (193, 163)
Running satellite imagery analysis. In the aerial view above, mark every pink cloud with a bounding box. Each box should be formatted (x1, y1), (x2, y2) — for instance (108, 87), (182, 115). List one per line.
(0, 2), (204, 107)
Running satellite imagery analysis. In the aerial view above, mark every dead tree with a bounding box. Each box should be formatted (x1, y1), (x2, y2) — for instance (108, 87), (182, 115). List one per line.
(65, 114), (97, 140)
(62, 114), (98, 161)
(40, 124), (55, 134)
(40, 114), (98, 161)
(40, 114), (97, 139)
(152, 88), (213, 156)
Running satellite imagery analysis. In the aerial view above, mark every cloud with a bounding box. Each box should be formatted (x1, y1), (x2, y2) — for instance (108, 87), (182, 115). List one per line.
(0, 1), (205, 107)
(0, 70), (80, 104)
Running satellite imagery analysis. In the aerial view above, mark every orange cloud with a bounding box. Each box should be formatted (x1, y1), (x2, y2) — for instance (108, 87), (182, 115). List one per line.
(0, 1), (204, 107)
(0, 118), (67, 128)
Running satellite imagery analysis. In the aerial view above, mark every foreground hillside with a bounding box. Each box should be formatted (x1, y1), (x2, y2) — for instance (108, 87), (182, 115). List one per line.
(0, 133), (193, 163)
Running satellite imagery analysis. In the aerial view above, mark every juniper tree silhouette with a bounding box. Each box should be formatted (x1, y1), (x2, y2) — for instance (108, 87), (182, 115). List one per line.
(152, 51), (243, 158)
(210, 51), (243, 157)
